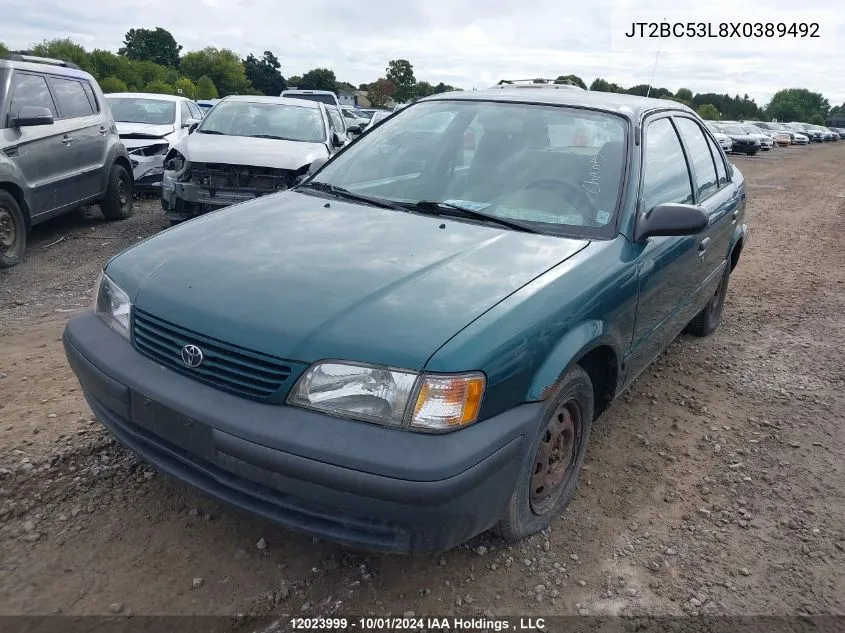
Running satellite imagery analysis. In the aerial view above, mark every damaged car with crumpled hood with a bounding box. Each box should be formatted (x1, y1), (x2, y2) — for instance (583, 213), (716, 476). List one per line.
(160, 95), (346, 224)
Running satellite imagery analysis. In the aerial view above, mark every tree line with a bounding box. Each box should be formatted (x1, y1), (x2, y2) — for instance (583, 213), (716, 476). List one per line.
(0, 28), (458, 107)
(1, 32), (841, 121)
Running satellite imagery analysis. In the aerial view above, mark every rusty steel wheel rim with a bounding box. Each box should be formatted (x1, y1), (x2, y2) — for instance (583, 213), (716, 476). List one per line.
(0, 208), (15, 250)
(530, 400), (580, 513)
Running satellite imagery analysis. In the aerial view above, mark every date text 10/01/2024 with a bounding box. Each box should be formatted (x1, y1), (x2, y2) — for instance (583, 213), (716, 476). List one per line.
(624, 21), (820, 38)
(289, 617), (547, 631)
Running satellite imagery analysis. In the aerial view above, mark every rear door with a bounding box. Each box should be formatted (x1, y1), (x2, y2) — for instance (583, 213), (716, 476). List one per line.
(674, 116), (737, 298)
(47, 74), (103, 205)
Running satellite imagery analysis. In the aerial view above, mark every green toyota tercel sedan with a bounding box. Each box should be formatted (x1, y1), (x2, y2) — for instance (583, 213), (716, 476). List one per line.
(63, 86), (747, 554)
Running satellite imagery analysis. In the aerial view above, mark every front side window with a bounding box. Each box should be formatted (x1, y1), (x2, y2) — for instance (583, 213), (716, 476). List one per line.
(9, 73), (57, 119)
(50, 77), (95, 118)
(640, 117), (694, 212)
(309, 100), (629, 235)
(327, 107), (346, 134)
(675, 117), (718, 200)
(705, 134), (727, 186)
(180, 101), (193, 123)
(197, 101), (326, 143)
(107, 98), (176, 125)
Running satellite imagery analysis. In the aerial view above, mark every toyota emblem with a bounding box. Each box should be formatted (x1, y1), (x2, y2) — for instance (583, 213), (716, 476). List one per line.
(181, 344), (204, 368)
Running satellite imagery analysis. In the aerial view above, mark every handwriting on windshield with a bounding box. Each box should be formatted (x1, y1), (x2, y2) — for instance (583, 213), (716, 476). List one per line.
(582, 150), (607, 195)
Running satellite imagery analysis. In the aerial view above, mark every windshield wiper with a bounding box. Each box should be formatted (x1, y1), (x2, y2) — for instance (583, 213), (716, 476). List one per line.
(249, 134), (298, 141)
(411, 200), (542, 234)
(197, 129), (224, 135)
(297, 181), (408, 211)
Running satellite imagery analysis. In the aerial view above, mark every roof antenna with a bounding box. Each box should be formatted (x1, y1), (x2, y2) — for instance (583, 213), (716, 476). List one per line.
(645, 20), (664, 98)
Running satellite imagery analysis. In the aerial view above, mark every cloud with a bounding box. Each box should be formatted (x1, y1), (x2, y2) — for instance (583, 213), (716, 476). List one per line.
(2, 0), (843, 107)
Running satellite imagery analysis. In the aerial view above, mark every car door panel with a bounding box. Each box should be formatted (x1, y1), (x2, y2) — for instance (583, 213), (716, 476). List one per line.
(626, 116), (701, 380)
(48, 76), (103, 206)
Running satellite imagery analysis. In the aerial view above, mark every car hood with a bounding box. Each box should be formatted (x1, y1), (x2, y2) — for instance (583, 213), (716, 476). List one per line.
(725, 133), (758, 142)
(106, 192), (589, 370)
(175, 133), (329, 169)
(116, 122), (175, 138)
(711, 132), (731, 141)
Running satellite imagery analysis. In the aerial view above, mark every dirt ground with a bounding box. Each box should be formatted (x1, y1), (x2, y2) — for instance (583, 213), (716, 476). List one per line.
(1, 144), (844, 622)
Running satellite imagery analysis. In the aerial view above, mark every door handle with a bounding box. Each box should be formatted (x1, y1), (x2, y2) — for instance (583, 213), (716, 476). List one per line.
(732, 209), (740, 223)
(98, 126), (108, 135)
(698, 237), (710, 258)
(61, 135), (74, 145)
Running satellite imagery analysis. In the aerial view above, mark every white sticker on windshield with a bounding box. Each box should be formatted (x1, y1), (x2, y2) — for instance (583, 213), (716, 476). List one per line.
(443, 199), (493, 212)
(595, 210), (610, 224)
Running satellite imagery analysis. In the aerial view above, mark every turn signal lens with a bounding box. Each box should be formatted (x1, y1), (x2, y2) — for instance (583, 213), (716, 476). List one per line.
(411, 373), (486, 430)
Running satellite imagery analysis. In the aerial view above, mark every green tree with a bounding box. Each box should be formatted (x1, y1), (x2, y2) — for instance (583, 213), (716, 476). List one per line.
(697, 103), (720, 120)
(809, 113), (825, 125)
(367, 78), (395, 108)
(143, 80), (175, 95)
(764, 88), (829, 123)
(432, 82), (457, 94)
(0, 42), (8, 58)
(180, 47), (251, 96)
(414, 81), (435, 99)
(119, 27), (182, 68)
(243, 51), (286, 95)
(676, 87), (693, 102)
(99, 76), (128, 93)
(589, 78), (623, 93)
(195, 75), (219, 99)
(386, 59), (415, 103)
(299, 67), (337, 92)
(173, 77), (197, 98)
(29, 38), (91, 70)
(287, 75), (303, 88)
(555, 74), (587, 89)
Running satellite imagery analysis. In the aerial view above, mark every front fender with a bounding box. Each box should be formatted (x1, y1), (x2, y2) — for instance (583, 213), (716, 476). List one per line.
(100, 141), (132, 194)
(526, 321), (618, 401)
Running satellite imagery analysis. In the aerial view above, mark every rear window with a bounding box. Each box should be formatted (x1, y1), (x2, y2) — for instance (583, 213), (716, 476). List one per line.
(283, 92), (337, 106)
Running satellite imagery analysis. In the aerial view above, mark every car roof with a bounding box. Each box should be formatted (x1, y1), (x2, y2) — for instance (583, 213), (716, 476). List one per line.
(105, 92), (185, 102)
(0, 55), (94, 81)
(220, 95), (322, 108)
(282, 89), (335, 94)
(420, 88), (696, 120)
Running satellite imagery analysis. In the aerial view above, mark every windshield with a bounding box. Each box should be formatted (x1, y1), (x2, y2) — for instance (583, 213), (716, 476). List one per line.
(306, 100), (628, 236)
(107, 98), (175, 125)
(283, 92), (337, 106)
(197, 101), (325, 142)
(721, 125), (745, 135)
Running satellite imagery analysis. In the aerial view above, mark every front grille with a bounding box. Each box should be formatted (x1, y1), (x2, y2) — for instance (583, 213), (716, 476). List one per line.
(188, 163), (295, 192)
(132, 308), (292, 400)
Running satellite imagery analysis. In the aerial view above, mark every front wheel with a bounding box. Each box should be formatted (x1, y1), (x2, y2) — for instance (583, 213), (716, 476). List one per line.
(746, 150), (758, 156)
(496, 365), (594, 541)
(0, 191), (27, 269)
(100, 163), (134, 220)
(685, 263), (731, 337)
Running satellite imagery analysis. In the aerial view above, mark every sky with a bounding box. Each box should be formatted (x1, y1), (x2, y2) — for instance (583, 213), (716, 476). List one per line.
(3, 0), (844, 109)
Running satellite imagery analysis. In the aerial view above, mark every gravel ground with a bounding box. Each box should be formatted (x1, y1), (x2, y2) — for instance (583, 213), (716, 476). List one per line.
(0, 146), (843, 621)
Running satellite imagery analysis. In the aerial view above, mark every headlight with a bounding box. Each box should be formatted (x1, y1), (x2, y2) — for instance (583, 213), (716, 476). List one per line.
(93, 270), (131, 340)
(287, 361), (485, 431)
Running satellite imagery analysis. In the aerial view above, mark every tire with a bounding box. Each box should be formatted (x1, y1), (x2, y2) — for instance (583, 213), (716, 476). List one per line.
(685, 263), (731, 337)
(746, 150), (758, 156)
(99, 163), (134, 220)
(168, 219), (183, 227)
(0, 191), (27, 269)
(496, 365), (594, 541)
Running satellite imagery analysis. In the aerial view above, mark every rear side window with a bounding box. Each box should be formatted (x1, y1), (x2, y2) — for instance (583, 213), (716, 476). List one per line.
(706, 134), (728, 186)
(8, 72), (57, 119)
(82, 82), (100, 112)
(641, 117), (694, 211)
(675, 117), (718, 200)
(50, 77), (95, 118)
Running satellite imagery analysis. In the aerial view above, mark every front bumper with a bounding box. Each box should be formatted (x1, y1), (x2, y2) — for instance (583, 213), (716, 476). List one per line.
(63, 313), (538, 554)
(161, 175), (273, 221)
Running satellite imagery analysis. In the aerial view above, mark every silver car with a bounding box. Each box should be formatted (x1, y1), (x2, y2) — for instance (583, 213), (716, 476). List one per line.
(106, 93), (202, 191)
(160, 96), (344, 224)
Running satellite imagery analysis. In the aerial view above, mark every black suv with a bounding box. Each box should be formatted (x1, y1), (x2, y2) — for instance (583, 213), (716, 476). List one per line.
(0, 53), (134, 268)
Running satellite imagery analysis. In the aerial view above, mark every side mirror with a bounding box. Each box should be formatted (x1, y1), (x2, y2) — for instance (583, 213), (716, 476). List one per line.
(12, 106), (54, 127)
(331, 133), (345, 148)
(188, 122), (200, 134)
(308, 157), (328, 176)
(634, 202), (709, 242)
(182, 118), (199, 129)
(347, 124), (362, 134)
